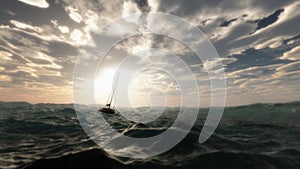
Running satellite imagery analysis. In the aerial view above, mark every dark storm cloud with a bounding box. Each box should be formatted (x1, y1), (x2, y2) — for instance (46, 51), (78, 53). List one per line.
(254, 9), (284, 32)
(220, 18), (238, 27)
(134, 0), (151, 12)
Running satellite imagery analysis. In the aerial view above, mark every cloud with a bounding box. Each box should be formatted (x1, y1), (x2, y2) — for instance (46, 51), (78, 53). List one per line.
(122, 0), (141, 18)
(0, 50), (13, 60)
(224, 62), (300, 106)
(0, 0), (299, 105)
(17, 0), (49, 8)
(154, 0), (299, 58)
(1, 17), (90, 49)
(275, 61), (300, 72)
(10, 20), (42, 33)
(0, 29), (64, 79)
(65, 6), (83, 23)
(2, 21), (69, 46)
(83, 10), (101, 32)
(0, 75), (12, 81)
(0, 80), (72, 103)
(280, 46), (300, 60)
(70, 29), (85, 44)
(134, 0), (151, 12)
(254, 9), (284, 33)
(228, 1), (300, 55)
(129, 69), (179, 94)
(253, 36), (287, 50)
(14, 66), (39, 78)
(227, 64), (281, 78)
(203, 57), (237, 71)
(57, 26), (70, 34)
(220, 18), (238, 27)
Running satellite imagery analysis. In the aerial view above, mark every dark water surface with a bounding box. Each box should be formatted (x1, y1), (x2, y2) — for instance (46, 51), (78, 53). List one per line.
(0, 101), (299, 169)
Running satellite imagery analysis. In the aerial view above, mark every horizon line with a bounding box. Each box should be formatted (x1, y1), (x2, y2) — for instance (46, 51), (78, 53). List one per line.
(1, 100), (299, 108)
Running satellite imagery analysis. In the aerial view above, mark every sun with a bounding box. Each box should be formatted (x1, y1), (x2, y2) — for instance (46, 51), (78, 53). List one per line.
(94, 68), (117, 104)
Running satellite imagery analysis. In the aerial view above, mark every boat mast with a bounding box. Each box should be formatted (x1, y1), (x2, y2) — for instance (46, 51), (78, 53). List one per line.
(107, 72), (119, 109)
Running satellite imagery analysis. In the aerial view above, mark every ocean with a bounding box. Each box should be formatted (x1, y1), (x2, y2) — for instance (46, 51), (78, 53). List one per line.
(0, 101), (299, 169)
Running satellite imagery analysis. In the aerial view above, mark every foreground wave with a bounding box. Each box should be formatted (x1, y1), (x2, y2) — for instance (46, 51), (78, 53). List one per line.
(0, 101), (299, 169)
(17, 148), (299, 169)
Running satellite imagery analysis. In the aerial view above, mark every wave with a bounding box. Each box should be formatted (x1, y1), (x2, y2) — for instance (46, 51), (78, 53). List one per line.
(0, 101), (299, 169)
(17, 148), (299, 169)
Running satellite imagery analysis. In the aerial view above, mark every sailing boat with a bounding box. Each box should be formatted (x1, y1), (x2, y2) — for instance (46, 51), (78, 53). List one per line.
(99, 72), (119, 114)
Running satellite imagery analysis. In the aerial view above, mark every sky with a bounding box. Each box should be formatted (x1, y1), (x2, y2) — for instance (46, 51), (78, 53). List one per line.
(0, 0), (300, 107)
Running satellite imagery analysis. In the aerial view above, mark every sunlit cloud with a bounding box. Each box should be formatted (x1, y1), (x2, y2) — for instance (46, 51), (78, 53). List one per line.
(58, 26), (70, 34)
(10, 20), (42, 33)
(122, 0), (141, 17)
(0, 75), (12, 82)
(65, 6), (83, 23)
(275, 61), (300, 74)
(17, 0), (49, 8)
(0, 51), (13, 61)
(253, 36), (286, 50)
(203, 57), (237, 71)
(280, 46), (300, 61)
(70, 29), (83, 43)
(227, 64), (282, 78)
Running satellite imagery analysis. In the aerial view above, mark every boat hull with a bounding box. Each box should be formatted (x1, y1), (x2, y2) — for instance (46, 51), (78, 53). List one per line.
(100, 108), (115, 114)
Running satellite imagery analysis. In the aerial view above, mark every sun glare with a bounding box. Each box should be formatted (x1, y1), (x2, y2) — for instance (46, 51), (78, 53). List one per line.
(94, 68), (117, 103)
